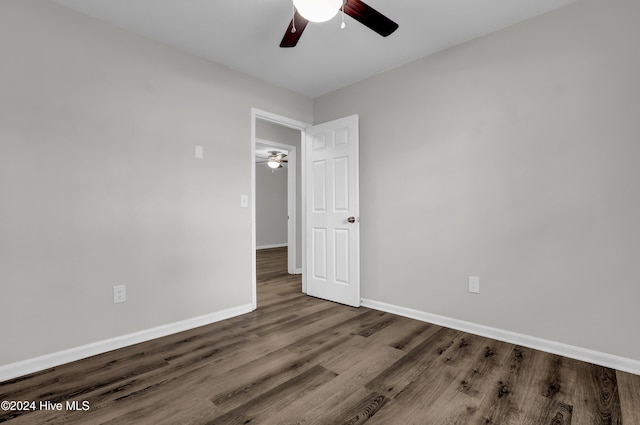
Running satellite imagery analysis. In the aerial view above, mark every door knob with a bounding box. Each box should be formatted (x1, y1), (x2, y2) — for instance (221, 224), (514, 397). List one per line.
(347, 216), (357, 223)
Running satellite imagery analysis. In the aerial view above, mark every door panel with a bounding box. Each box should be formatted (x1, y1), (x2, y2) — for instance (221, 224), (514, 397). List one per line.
(305, 115), (360, 307)
(334, 228), (350, 284)
(312, 228), (327, 280)
(312, 161), (327, 212)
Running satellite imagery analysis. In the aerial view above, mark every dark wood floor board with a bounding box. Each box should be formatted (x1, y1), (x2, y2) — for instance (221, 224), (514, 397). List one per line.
(571, 362), (623, 424)
(0, 354), (170, 423)
(86, 331), (289, 424)
(0, 340), (171, 398)
(327, 389), (388, 425)
(75, 385), (220, 425)
(364, 326), (462, 398)
(230, 298), (304, 328)
(505, 348), (576, 425)
(354, 310), (399, 338)
(259, 343), (404, 425)
(365, 362), (461, 424)
(384, 367), (480, 425)
(365, 331), (496, 424)
(70, 354), (235, 424)
(362, 315), (441, 352)
(520, 398), (573, 425)
(318, 335), (403, 375)
(257, 281), (296, 294)
(437, 331), (489, 370)
(420, 386), (479, 425)
(207, 344), (318, 412)
(205, 365), (338, 425)
(161, 326), (261, 366)
(617, 370), (640, 424)
(127, 333), (270, 404)
(2, 355), (225, 425)
(2, 247), (639, 424)
(290, 387), (386, 425)
(389, 338), (513, 424)
(365, 333), (493, 423)
(470, 345), (533, 425)
(531, 353), (578, 406)
(255, 271), (296, 285)
(474, 345), (579, 425)
(3, 327), (263, 424)
(250, 303), (346, 338)
(260, 306), (363, 351)
(99, 335), (262, 400)
(455, 338), (515, 400)
(282, 308), (394, 356)
(209, 329), (371, 413)
(408, 342), (513, 425)
(0, 371), (61, 402)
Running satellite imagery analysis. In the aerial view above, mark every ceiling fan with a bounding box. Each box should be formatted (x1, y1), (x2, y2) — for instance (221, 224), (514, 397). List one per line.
(280, 0), (399, 48)
(257, 151), (289, 169)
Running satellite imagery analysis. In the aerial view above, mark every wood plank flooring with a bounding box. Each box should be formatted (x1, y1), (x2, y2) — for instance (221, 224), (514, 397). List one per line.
(1, 246), (639, 424)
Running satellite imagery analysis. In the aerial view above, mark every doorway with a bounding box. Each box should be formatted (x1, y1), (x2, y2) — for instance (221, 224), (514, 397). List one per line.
(251, 109), (309, 310)
(255, 138), (296, 266)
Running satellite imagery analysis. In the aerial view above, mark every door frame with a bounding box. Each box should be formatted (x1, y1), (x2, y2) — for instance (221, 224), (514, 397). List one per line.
(251, 108), (310, 310)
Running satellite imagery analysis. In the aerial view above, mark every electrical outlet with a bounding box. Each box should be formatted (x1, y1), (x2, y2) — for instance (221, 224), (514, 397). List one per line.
(468, 276), (480, 294)
(113, 285), (126, 303)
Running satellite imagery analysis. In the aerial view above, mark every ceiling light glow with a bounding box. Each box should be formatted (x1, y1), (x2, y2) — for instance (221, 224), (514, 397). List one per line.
(293, 0), (342, 22)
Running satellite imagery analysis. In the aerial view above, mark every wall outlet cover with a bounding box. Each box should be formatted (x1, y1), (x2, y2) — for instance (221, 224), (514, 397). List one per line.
(113, 285), (126, 303)
(468, 276), (480, 294)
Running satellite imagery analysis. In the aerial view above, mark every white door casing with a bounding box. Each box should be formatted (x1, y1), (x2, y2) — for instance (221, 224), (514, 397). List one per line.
(305, 115), (360, 307)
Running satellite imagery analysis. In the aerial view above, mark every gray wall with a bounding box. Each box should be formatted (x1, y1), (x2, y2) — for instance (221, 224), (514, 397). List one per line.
(255, 164), (288, 248)
(0, 0), (312, 366)
(256, 120), (303, 270)
(314, 0), (640, 361)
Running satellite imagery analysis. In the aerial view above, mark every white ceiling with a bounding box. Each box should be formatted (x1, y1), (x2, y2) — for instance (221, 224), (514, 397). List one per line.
(52, 0), (579, 98)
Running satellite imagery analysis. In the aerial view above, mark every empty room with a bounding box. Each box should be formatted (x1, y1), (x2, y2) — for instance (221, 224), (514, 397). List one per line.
(1, 0), (639, 424)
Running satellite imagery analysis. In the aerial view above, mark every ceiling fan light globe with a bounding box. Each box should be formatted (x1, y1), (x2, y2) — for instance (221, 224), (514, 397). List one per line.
(293, 0), (342, 23)
(267, 159), (280, 169)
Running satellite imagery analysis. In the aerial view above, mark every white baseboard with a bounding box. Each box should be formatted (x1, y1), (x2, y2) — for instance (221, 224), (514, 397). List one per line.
(361, 298), (640, 376)
(0, 304), (253, 383)
(256, 243), (288, 250)
(294, 268), (303, 275)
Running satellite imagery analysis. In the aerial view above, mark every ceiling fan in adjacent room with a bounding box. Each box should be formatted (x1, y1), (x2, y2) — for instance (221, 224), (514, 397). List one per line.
(280, 0), (399, 48)
(257, 151), (289, 169)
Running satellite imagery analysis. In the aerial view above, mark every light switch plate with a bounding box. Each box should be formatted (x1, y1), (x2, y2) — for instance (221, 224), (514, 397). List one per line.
(240, 194), (248, 208)
(195, 145), (204, 159)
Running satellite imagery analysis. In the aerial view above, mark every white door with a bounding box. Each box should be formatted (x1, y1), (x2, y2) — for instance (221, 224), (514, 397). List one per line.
(305, 115), (360, 307)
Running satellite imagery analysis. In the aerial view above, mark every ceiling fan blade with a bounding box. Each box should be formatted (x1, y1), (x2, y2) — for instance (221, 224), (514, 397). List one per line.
(344, 0), (398, 37)
(280, 10), (309, 48)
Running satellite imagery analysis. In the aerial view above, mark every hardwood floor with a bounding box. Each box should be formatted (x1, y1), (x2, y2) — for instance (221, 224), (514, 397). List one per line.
(1, 246), (639, 424)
